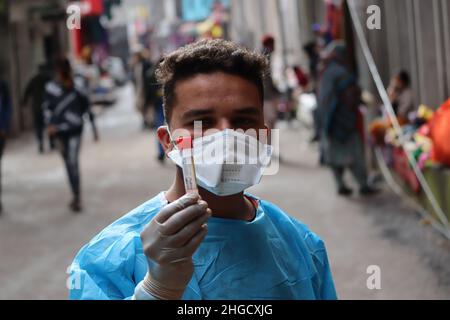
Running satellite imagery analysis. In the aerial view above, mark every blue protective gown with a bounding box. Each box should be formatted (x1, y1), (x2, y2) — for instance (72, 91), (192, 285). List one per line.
(69, 192), (337, 300)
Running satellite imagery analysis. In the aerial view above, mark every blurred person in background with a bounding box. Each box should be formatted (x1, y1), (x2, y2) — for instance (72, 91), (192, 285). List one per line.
(43, 58), (99, 213)
(261, 35), (280, 131)
(153, 85), (165, 163)
(75, 46), (100, 94)
(0, 76), (12, 215)
(303, 41), (323, 144)
(312, 23), (332, 49)
(129, 50), (142, 88)
(388, 70), (414, 123)
(303, 41), (321, 85)
(284, 66), (308, 126)
(318, 41), (377, 197)
(292, 65), (309, 91)
(22, 63), (53, 154)
(369, 70), (415, 146)
(133, 48), (156, 130)
(146, 57), (166, 163)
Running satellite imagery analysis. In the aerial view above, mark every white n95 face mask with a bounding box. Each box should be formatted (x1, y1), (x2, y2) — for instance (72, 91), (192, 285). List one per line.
(168, 129), (273, 196)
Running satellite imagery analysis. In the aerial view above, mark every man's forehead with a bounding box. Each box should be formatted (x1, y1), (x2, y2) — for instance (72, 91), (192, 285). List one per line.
(168, 72), (263, 123)
(180, 105), (262, 117)
(176, 72), (255, 91)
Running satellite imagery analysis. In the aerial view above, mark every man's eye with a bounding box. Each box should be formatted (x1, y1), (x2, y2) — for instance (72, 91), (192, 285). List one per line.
(192, 118), (214, 126)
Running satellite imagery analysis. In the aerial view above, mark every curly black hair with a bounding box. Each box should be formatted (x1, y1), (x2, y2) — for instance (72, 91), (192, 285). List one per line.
(156, 39), (269, 122)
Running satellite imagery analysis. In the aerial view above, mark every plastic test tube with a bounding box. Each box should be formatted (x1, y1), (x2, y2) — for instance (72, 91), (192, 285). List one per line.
(175, 136), (199, 194)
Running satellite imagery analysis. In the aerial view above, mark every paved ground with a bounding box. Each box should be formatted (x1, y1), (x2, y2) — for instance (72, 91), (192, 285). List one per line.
(1, 84), (449, 300)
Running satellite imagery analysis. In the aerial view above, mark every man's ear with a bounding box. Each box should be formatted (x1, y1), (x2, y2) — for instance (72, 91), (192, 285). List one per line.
(157, 126), (173, 153)
(264, 125), (271, 144)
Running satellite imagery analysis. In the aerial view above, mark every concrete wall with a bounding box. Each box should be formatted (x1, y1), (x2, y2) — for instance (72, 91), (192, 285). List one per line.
(230, 0), (313, 87)
(231, 0), (313, 67)
(230, 0), (450, 109)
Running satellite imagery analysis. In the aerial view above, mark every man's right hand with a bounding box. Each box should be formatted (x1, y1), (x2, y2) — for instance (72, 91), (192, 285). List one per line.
(140, 193), (211, 300)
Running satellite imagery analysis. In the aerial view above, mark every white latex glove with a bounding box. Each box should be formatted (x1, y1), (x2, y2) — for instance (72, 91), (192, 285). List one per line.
(140, 193), (211, 300)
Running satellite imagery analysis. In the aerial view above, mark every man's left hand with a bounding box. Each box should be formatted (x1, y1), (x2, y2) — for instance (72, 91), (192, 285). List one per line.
(47, 125), (58, 136)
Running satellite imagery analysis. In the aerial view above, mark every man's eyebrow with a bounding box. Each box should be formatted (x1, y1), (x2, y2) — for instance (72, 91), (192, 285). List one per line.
(234, 107), (262, 115)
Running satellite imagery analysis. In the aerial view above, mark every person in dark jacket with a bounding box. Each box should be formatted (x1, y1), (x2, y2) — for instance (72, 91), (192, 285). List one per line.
(22, 64), (53, 153)
(43, 58), (99, 213)
(0, 78), (12, 215)
(317, 41), (378, 197)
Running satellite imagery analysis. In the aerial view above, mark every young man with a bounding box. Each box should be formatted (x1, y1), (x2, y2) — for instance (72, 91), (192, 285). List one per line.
(44, 58), (99, 213)
(69, 39), (337, 300)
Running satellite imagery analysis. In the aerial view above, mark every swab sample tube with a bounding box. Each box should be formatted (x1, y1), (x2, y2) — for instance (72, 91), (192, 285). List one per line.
(176, 136), (198, 194)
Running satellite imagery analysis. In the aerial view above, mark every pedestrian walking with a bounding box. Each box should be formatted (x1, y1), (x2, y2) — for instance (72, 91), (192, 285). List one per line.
(43, 58), (99, 213)
(317, 41), (378, 196)
(22, 64), (53, 153)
